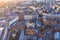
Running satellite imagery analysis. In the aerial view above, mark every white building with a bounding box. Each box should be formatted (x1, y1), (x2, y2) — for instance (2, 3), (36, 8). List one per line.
(36, 0), (56, 4)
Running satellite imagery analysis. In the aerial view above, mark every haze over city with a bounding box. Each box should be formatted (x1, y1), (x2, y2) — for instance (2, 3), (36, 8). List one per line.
(0, 0), (60, 40)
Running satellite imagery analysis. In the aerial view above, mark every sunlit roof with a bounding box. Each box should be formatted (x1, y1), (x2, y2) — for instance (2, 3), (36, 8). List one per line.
(0, 28), (4, 30)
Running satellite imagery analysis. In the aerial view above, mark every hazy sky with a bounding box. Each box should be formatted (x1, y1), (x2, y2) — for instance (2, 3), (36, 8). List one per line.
(0, 0), (27, 1)
(0, 0), (42, 1)
(0, 0), (58, 2)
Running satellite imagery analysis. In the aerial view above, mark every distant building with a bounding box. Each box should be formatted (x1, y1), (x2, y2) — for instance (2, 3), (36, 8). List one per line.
(36, 0), (56, 4)
(56, 0), (60, 5)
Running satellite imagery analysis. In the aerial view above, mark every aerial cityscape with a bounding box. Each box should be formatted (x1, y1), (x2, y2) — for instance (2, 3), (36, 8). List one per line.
(0, 0), (60, 40)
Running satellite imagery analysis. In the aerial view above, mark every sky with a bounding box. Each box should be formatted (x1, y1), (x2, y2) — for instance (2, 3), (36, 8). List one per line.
(0, 0), (27, 2)
(0, 0), (57, 2)
(0, 0), (59, 2)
